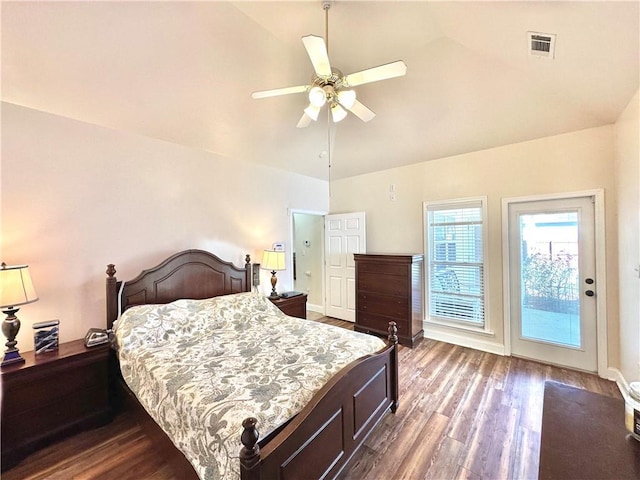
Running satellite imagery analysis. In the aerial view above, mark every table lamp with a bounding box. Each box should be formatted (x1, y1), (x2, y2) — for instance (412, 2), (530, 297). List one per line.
(261, 250), (285, 299)
(0, 262), (39, 366)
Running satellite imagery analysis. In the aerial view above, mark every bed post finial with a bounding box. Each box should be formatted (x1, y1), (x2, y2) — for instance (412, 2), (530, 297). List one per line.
(387, 321), (400, 413)
(106, 264), (116, 278)
(387, 321), (398, 345)
(244, 255), (252, 293)
(240, 417), (260, 479)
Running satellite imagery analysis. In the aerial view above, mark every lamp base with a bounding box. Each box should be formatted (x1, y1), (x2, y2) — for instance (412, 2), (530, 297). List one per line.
(269, 270), (279, 299)
(1, 349), (25, 366)
(2, 307), (25, 367)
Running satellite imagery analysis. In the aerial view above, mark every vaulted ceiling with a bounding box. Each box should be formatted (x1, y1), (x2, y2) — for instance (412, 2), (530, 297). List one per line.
(2, 1), (638, 180)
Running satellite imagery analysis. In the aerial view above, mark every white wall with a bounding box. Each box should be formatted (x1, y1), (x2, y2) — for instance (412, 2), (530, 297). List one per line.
(4, 97), (633, 379)
(615, 89), (640, 383)
(330, 126), (619, 364)
(1, 102), (328, 351)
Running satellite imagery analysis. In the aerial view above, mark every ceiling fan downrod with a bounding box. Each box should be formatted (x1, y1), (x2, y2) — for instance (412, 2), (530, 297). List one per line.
(323, 1), (331, 54)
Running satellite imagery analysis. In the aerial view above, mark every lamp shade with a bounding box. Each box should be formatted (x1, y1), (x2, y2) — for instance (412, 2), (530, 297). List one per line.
(261, 250), (285, 271)
(0, 263), (38, 309)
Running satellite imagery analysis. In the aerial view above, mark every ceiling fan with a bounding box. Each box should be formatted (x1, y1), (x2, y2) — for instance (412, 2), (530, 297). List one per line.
(251, 1), (407, 128)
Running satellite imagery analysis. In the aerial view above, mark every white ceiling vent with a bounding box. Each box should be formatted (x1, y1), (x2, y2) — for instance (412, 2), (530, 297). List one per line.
(527, 31), (556, 59)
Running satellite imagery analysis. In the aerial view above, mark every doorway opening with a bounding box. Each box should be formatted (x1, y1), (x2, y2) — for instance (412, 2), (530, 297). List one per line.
(291, 211), (325, 316)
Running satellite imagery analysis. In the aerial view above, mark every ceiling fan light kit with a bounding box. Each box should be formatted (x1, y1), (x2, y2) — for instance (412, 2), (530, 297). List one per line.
(308, 86), (327, 107)
(331, 103), (348, 123)
(251, 1), (407, 128)
(337, 90), (356, 109)
(304, 105), (320, 122)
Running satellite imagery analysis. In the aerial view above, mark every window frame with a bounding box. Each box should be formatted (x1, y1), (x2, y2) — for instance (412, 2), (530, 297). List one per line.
(423, 196), (490, 332)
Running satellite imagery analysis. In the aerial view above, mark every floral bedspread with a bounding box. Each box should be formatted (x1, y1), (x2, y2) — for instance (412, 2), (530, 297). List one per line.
(114, 292), (386, 480)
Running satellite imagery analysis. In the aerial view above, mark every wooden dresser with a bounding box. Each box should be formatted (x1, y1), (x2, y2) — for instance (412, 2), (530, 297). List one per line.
(1, 340), (112, 471)
(354, 253), (424, 347)
(269, 293), (307, 319)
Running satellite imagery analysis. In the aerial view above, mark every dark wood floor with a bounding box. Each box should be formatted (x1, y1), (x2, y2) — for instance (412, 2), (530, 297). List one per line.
(3, 316), (620, 480)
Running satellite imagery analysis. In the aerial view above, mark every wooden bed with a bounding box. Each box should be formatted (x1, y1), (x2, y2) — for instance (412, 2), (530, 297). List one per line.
(106, 249), (399, 480)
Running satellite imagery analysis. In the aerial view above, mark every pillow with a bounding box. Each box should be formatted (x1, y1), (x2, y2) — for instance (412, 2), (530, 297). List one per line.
(115, 292), (284, 352)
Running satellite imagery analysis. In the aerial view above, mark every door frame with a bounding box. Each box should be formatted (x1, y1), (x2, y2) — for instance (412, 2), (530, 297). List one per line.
(288, 208), (328, 315)
(501, 189), (608, 376)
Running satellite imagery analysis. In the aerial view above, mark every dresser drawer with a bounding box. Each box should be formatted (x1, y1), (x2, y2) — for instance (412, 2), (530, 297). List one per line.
(357, 272), (409, 297)
(3, 361), (107, 414)
(356, 261), (408, 276)
(358, 292), (409, 318)
(357, 311), (409, 337)
(2, 384), (109, 446)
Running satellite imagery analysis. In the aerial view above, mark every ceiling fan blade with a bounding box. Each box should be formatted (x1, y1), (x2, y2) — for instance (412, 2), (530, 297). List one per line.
(345, 99), (376, 122)
(296, 112), (313, 129)
(303, 104), (321, 121)
(251, 85), (308, 99)
(343, 60), (407, 87)
(302, 35), (332, 77)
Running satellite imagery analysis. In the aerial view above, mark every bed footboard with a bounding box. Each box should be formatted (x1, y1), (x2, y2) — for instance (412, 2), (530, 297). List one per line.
(240, 323), (399, 480)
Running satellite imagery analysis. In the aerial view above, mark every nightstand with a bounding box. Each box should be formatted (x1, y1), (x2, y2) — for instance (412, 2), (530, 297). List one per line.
(269, 294), (308, 319)
(1, 339), (112, 471)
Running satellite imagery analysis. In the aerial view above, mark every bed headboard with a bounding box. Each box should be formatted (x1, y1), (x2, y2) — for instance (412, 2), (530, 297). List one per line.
(106, 249), (252, 329)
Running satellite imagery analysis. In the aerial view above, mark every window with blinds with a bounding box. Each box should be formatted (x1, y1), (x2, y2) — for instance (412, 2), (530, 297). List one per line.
(425, 198), (487, 327)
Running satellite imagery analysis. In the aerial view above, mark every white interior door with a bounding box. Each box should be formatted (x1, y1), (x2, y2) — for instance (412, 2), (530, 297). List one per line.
(324, 212), (366, 321)
(508, 196), (597, 372)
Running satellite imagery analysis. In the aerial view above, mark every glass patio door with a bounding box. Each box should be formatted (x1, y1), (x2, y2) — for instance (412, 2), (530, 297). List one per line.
(508, 196), (597, 372)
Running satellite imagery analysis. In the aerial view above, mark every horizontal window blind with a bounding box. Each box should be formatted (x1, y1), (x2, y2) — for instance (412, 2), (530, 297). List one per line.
(427, 201), (485, 326)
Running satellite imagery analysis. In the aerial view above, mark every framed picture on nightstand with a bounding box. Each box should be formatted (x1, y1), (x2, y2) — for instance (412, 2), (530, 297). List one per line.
(32, 320), (60, 354)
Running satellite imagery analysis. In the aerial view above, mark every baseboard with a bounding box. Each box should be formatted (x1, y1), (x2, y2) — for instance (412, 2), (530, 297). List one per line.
(426, 323), (624, 385)
(307, 303), (324, 315)
(424, 325), (506, 356)
(608, 367), (630, 399)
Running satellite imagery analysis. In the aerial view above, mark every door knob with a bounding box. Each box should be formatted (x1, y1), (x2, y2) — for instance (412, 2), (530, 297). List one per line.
(585, 290), (595, 297)
(585, 278), (594, 285)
